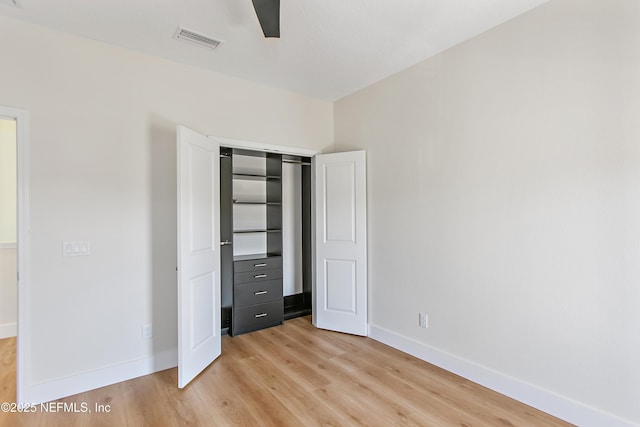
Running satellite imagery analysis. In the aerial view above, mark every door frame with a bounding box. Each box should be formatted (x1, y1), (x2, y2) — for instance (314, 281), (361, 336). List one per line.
(177, 131), (369, 390)
(208, 135), (368, 336)
(0, 105), (30, 403)
(208, 134), (320, 322)
(210, 135), (318, 158)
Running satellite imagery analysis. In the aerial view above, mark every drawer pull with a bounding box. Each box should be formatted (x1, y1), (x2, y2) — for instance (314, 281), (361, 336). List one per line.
(254, 290), (268, 295)
(255, 313), (268, 318)
(253, 263), (267, 268)
(254, 274), (267, 279)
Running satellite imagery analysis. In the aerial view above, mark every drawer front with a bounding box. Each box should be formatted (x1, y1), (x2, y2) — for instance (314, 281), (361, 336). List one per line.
(234, 257), (282, 274)
(233, 300), (283, 335)
(234, 279), (282, 307)
(234, 268), (282, 285)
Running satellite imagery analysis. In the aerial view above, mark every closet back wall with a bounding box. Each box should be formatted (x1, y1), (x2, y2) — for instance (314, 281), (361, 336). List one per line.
(0, 14), (332, 401)
(282, 162), (303, 296)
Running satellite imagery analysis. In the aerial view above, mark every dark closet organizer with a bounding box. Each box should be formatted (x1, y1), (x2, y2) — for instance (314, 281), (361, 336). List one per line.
(219, 147), (312, 336)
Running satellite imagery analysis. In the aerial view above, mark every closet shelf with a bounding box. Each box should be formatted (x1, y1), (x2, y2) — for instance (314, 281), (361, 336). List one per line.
(232, 173), (281, 181)
(233, 201), (281, 206)
(233, 229), (282, 234)
(233, 253), (281, 262)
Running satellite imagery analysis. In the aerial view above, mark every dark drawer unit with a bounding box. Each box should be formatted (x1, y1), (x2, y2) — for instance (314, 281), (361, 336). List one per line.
(234, 256), (282, 273)
(234, 279), (282, 307)
(231, 256), (283, 336)
(220, 149), (314, 337)
(234, 268), (282, 285)
(233, 299), (284, 335)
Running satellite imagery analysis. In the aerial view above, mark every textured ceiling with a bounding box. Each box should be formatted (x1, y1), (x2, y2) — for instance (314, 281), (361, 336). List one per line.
(0, 0), (548, 100)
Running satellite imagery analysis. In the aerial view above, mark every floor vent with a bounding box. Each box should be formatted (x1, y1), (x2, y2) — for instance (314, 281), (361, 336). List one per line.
(173, 26), (222, 51)
(221, 306), (231, 329)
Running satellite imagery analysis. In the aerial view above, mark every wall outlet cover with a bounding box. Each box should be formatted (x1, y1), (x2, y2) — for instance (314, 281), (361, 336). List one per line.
(418, 313), (428, 328)
(142, 324), (153, 340)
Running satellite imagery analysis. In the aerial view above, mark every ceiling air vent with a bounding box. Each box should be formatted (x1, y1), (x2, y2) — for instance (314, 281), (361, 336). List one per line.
(173, 26), (222, 51)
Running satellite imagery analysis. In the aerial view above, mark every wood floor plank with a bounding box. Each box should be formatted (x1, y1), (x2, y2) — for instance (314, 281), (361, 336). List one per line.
(0, 319), (573, 427)
(237, 354), (344, 426)
(260, 327), (422, 425)
(219, 355), (299, 427)
(0, 337), (15, 402)
(274, 319), (350, 360)
(343, 343), (556, 427)
(327, 349), (467, 425)
(236, 327), (332, 392)
(188, 358), (261, 426)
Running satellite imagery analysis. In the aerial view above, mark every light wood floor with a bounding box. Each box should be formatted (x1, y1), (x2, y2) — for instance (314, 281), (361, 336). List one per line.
(0, 317), (571, 426)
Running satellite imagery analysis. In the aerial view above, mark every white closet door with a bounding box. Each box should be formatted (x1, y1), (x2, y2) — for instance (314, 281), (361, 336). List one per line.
(314, 151), (368, 336)
(176, 126), (221, 388)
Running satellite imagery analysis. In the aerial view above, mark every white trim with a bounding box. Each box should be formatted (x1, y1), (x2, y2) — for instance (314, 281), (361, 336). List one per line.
(0, 242), (17, 249)
(27, 350), (177, 404)
(368, 324), (637, 427)
(208, 135), (319, 157)
(0, 322), (17, 339)
(0, 105), (30, 405)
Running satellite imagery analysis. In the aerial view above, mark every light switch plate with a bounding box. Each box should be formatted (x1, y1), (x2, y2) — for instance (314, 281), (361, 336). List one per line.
(62, 240), (91, 257)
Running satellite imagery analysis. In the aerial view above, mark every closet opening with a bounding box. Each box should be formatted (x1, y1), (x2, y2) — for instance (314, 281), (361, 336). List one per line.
(219, 147), (312, 336)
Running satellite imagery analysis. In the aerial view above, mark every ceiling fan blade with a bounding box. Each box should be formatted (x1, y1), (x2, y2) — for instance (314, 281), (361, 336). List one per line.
(251, 0), (280, 38)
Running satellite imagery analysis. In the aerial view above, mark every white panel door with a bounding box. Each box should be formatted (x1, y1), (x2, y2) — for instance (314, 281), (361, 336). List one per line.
(314, 151), (367, 336)
(177, 126), (221, 388)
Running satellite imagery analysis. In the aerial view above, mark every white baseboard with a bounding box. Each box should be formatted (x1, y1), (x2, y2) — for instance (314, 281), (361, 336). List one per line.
(0, 322), (17, 339)
(368, 324), (637, 427)
(24, 349), (177, 405)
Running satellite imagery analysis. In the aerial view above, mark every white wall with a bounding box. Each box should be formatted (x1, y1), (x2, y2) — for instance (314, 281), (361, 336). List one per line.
(0, 14), (332, 401)
(335, 0), (639, 425)
(0, 118), (17, 338)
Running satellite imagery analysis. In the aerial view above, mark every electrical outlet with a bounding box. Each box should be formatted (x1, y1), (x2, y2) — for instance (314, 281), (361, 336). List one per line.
(418, 313), (428, 328)
(142, 324), (153, 340)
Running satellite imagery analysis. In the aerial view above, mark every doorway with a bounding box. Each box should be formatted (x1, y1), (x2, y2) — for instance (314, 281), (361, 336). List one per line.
(0, 105), (29, 403)
(0, 117), (17, 402)
(176, 127), (368, 388)
(0, 117), (17, 338)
